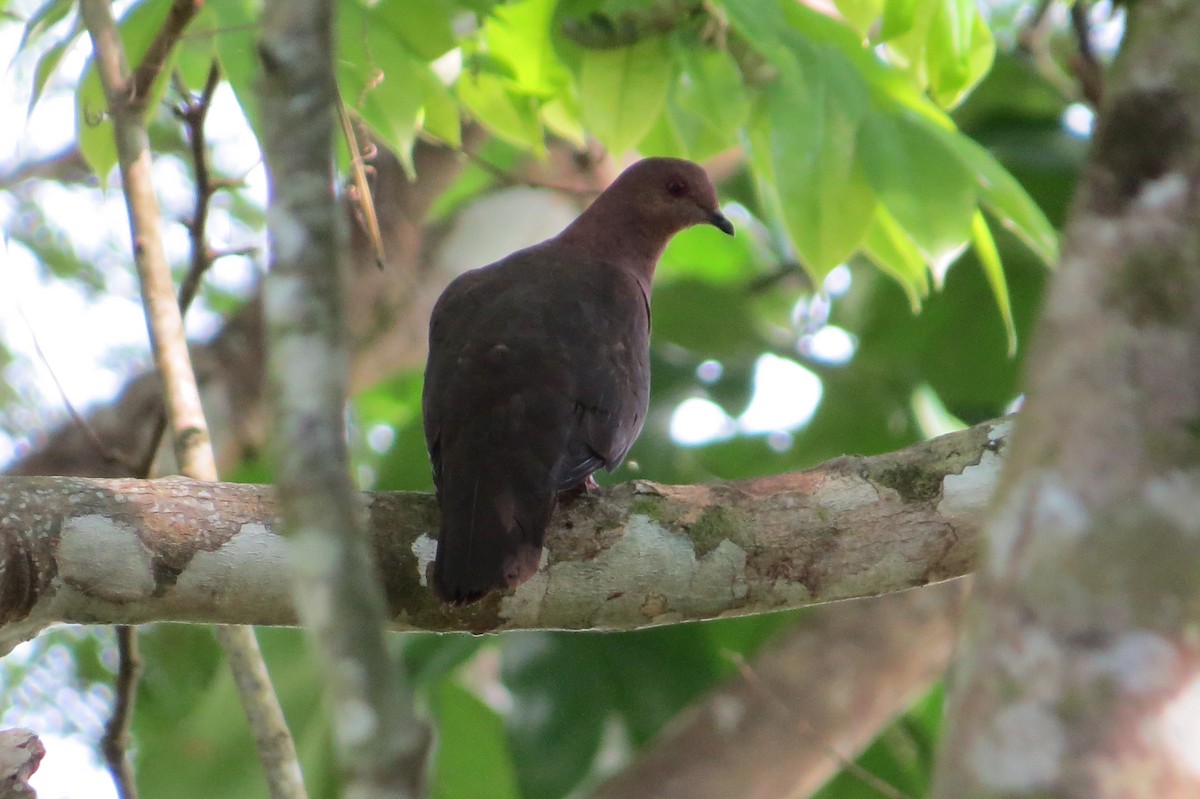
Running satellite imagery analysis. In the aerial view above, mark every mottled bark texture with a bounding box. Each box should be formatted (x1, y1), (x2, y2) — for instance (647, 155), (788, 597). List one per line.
(257, 0), (428, 795)
(0, 729), (43, 798)
(0, 418), (1004, 650)
(933, 4), (1200, 797)
(591, 580), (967, 799)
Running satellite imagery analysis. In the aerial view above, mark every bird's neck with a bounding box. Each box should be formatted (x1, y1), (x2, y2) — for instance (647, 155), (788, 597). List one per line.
(554, 202), (668, 288)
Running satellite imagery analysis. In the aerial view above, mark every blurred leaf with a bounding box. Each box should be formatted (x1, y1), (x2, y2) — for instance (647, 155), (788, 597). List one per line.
(17, 0), (74, 50)
(206, 0), (261, 134)
(77, 0), (177, 180)
(971, 211), (1016, 356)
(658, 223), (758, 285)
(861, 204), (928, 313)
(924, 0), (994, 108)
(375, 417), (436, 492)
(661, 41), (748, 159)
(951, 133), (1060, 267)
(174, 3), (217, 88)
(502, 626), (726, 798)
(432, 682), (521, 799)
(880, 0), (920, 41)
(401, 634), (486, 694)
(579, 36), (674, 156)
(749, 45), (876, 280)
(135, 628), (336, 799)
(653, 280), (766, 359)
(486, 0), (572, 97)
(502, 633), (609, 799)
(338, 2), (428, 174)
(374, 0), (456, 61)
(857, 108), (976, 267)
(422, 71), (464, 148)
(26, 15), (82, 117)
(833, 0), (885, 38)
(458, 68), (545, 152)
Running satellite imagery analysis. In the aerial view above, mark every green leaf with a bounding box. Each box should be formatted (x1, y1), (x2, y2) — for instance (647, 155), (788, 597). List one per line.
(541, 92), (587, 150)
(925, 0), (994, 108)
(76, 0), (176, 180)
(951, 134), (1059, 267)
(206, 0), (261, 136)
(458, 68), (545, 152)
(880, 0), (920, 40)
(17, 0), (74, 50)
(433, 682), (521, 799)
(971, 211), (1016, 355)
(486, 0), (572, 97)
(25, 15), (82, 117)
(338, 2), (430, 174)
(857, 108), (976, 267)
(372, 0), (456, 61)
(421, 74), (464, 148)
(749, 43), (876, 280)
(663, 41), (748, 159)
(862, 204), (928, 312)
(579, 35), (674, 156)
(718, 0), (790, 62)
(833, 0), (885, 38)
(673, 42), (750, 139)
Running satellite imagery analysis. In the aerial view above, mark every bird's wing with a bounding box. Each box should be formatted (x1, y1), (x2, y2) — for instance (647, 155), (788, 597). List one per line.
(552, 264), (651, 489)
(423, 254), (572, 602)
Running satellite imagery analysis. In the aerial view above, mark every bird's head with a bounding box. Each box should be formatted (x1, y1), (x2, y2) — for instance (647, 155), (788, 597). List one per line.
(605, 157), (735, 238)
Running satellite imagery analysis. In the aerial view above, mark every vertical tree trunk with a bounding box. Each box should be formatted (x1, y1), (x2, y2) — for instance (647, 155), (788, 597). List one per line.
(934, 3), (1200, 797)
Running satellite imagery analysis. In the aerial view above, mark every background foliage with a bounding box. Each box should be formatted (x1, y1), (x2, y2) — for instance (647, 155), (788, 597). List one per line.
(0, 0), (1095, 796)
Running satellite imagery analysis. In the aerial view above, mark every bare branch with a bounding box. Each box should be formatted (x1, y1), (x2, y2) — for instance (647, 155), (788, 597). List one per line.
(99, 626), (140, 799)
(1068, 1), (1103, 107)
(127, 0), (203, 113)
(590, 582), (965, 799)
(80, 3), (305, 796)
(0, 417), (1004, 649)
(79, 0), (214, 478)
(258, 0), (430, 793)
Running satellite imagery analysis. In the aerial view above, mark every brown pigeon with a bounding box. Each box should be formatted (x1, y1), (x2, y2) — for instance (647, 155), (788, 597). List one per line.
(423, 157), (733, 604)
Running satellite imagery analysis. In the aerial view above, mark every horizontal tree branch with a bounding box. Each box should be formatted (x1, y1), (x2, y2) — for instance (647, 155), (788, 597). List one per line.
(590, 580), (968, 799)
(0, 418), (1008, 652)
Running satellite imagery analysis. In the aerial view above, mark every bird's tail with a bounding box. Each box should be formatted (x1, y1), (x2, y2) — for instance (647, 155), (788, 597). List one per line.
(432, 464), (555, 605)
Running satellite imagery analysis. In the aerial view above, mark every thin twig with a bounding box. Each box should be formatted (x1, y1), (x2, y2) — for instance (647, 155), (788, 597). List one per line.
(172, 61), (222, 312)
(339, 97), (386, 269)
(1016, 0), (1080, 101)
(99, 626), (141, 799)
(128, 0), (203, 111)
(13, 303), (141, 473)
(729, 653), (912, 799)
(1069, 1), (1104, 106)
(458, 147), (600, 196)
(80, 3), (308, 798)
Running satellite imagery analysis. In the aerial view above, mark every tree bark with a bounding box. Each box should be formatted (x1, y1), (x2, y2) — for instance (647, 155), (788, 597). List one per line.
(933, 3), (1200, 797)
(0, 417), (1003, 650)
(0, 729), (43, 798)
(590, 580), (966, 799)
(257, 0), (429, 794)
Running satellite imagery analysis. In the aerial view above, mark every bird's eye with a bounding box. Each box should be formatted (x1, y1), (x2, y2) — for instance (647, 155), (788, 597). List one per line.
(667, 180), (687, 197)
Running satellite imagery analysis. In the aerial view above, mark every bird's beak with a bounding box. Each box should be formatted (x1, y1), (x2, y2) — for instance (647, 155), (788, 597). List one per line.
(708, 210), (734, 236)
